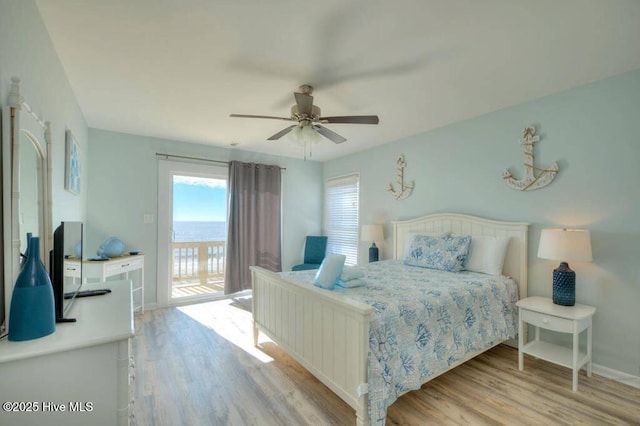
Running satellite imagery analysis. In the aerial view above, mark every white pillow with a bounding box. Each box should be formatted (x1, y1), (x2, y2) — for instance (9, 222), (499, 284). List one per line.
(403, 232), (450, 259)
(465, 236), (510, 275)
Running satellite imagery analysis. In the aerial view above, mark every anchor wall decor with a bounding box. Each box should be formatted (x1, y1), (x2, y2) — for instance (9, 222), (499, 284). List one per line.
(503, 125), (559, 191)
(387, 155), (414, 200)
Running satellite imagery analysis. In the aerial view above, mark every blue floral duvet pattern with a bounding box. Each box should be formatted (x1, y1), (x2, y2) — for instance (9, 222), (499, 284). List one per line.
(281, 260), (519, 425)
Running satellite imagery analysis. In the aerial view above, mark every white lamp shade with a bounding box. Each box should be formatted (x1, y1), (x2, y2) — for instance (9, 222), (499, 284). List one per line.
(361, 225), (384, 243)
(537, 228), (593, 262)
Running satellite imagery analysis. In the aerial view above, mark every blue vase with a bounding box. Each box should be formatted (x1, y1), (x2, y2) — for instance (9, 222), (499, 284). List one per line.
(9, 237), (56, 341)
(20, 232), (32, 270)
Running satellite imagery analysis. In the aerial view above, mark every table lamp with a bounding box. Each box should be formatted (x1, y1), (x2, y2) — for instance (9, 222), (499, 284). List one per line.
(361, 225), (384, 262)
(537, 228), (593, 306)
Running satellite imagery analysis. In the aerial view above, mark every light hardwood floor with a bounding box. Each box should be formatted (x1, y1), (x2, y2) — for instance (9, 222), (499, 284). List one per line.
(133, 298), (640, 426)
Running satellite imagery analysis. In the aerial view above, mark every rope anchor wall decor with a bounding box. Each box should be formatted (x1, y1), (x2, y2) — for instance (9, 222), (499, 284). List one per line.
(387, 155), (414, 200)
(502, 125), (559, 191)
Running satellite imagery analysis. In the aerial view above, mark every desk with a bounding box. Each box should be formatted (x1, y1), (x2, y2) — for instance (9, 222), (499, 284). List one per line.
(0, 280), (134, 426)
(65, 255), (144, 313)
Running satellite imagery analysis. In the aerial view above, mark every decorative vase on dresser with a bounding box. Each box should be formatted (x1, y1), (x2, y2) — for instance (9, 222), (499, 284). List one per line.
(8, 236), (56, 341)
(20, 232), (32, 270)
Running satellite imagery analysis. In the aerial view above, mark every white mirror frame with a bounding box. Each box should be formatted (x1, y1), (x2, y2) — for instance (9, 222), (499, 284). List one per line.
(2, 77), (53, 324)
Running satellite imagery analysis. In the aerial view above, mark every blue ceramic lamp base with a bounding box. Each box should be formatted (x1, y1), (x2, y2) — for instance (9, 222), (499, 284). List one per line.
(552, 262), (576, 306)
(368, 243), (379, 263)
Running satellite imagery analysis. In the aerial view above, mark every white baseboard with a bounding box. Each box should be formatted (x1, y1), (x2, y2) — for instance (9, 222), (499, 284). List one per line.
(592, 363), (640, 389)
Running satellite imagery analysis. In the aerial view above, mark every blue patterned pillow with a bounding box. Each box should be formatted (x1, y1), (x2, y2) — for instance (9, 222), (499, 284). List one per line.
(403, 235), (472, 272)
(314, 254), (346, 290)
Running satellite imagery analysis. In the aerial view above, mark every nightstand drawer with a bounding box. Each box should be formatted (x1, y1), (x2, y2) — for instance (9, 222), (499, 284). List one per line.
(522, 309), (573, 333)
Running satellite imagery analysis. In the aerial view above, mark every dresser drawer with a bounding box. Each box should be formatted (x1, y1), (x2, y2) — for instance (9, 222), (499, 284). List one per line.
(106, 257), (144, 275)
(64, 262), (82, 278)
(522, 309), (573, 333)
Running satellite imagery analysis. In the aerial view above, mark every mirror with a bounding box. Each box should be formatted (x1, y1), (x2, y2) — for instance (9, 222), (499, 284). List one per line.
(2, 77), (53, 325)
(19, 131), (45, 254)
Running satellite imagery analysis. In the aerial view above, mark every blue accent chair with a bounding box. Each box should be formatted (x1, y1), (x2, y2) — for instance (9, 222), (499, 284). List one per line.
(291, 236), (328, 271)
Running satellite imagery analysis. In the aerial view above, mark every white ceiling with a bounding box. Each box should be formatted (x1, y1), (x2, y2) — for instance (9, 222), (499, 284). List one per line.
(35, 0), (640, 161)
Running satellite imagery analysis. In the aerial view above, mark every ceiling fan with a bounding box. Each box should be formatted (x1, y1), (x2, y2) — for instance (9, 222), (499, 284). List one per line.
(230, 85), (379, 144)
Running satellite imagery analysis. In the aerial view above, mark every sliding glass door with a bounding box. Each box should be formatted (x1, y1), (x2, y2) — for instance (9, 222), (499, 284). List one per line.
(157, 160), (228, 306)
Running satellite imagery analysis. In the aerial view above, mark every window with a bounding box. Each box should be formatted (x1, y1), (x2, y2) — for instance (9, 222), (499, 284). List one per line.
(325, 173), (359, 265)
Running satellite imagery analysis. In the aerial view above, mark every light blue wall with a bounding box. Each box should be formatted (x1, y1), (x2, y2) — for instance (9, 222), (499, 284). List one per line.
(323, 69), (640, 376)
(0, 0), (89, 226)
(87, 129), (322, 307)
(1, 0), (88, 323)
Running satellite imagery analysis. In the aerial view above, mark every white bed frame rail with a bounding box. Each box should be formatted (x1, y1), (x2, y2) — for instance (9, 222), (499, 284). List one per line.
(251, 213), (529, 425)
(250, 267), (374, 425)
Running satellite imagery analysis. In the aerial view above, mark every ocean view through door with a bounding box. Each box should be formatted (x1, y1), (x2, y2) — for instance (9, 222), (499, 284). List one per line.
(157, 160), (228, 306)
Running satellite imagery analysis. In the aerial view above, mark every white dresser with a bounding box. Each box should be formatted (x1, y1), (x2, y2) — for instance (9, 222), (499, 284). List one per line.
(0, 280), (135, 426)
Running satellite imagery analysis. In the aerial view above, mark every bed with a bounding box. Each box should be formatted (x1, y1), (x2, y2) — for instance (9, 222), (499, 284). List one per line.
(250, 213), (529, 425)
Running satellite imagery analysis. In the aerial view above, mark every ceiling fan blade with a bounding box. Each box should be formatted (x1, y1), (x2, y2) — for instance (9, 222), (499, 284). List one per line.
(267, 125), (297, 140)
(312, 125), (347, 144)
(230, 114), (294, 122)
(294, 92), (314, 116)
(319, 115), (379, 124)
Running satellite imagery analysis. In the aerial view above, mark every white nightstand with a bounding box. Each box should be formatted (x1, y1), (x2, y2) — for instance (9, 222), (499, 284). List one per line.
(517, 296), (596, 391)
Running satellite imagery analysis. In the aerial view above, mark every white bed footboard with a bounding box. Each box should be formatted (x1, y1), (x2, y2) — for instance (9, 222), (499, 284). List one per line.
(250, 266), (375, 425)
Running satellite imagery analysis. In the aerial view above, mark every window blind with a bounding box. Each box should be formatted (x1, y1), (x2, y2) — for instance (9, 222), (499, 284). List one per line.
(325, 173), (359, 266)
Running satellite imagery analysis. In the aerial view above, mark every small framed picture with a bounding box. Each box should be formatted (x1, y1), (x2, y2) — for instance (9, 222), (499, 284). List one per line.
(65, 130), (81, 194)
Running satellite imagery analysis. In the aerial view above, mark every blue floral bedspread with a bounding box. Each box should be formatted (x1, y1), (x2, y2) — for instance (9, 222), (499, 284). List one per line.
(280, 260), (519, 425)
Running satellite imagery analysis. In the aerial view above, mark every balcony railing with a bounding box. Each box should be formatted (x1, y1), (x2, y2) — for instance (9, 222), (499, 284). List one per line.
(171, 240), (225, 286)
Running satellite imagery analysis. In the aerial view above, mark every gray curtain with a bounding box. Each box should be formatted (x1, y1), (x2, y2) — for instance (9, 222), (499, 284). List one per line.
(224, 161), (282, 295)
(0, 110), (4, 328)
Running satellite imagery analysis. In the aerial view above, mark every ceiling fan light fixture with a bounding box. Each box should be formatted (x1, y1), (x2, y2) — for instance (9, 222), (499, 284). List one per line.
(287, 125), (322, 146)
(302, 125), (322, 144)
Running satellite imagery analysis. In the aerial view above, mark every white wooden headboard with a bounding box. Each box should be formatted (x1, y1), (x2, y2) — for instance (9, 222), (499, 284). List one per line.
(392, 213), (530, 299)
